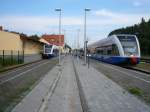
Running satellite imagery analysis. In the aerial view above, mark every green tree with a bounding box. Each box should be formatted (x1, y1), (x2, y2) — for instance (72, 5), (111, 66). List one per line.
(109, 18), (150, 56)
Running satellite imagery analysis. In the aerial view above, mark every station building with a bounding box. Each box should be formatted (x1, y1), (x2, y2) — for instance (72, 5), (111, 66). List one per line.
(0, 26), (43, 63)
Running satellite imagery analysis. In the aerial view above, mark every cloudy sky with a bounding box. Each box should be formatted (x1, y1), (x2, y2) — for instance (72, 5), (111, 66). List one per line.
(0, 0), (150, 47)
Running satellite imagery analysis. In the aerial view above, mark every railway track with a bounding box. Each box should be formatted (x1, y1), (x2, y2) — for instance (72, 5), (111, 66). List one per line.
(89, 58), (150, 74)
(123, 58), (150, 74)
(123, 66), (150, 74)
(0, 60), (48, 84)
(141, 58), (150, 63)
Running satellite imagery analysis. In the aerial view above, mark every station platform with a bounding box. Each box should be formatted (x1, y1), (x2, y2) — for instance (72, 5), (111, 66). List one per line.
(74, 57), (150, 112)
(12, 56), (150, 112)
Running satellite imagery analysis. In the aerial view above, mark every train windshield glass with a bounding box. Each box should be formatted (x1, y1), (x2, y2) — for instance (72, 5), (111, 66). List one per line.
(117, 36), (138, 56)
(45, 44), (52, 54)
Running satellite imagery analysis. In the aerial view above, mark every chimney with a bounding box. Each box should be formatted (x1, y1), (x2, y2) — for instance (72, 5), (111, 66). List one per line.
(0, 26), (2, 31)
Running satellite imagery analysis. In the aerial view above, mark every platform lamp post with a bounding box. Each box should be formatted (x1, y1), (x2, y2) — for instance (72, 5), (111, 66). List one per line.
(77, 29), (80, 57)
(55, 8), (62, 65)
(63, 29), (67, 50)
(84, 8), (91, 65)
(63, 29), (67, 54)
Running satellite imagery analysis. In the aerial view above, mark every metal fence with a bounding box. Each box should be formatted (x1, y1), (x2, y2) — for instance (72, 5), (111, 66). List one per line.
(0, 50), (24, 67)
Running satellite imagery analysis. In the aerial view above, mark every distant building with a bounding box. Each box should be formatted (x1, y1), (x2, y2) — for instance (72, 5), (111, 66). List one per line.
(41, 34), (64, 46)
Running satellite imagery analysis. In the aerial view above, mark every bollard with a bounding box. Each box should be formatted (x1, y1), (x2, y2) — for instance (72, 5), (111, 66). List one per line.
(23, 50), (24, 63)
(11, 50), (13, 65)
(88, 54), (90, 68)
(18, 50), (19, 64)
(2, 50), (4, 65)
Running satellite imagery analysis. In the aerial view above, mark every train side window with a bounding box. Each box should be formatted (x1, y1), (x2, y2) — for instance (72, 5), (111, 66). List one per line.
(112, 44), (119, 56)
(101, 50), (103, 55)
(96, 49), (103, 55)
(96, 50), (101, 54)
(103, 49), (107, 55)
(107, 50), (112, 55)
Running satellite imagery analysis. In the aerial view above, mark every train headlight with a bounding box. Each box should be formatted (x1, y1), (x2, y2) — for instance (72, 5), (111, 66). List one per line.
(130, 54), (134, 57)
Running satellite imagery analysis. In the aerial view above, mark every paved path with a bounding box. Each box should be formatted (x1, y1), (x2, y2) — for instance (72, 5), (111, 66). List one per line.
(74, 57), (150, 112)
(44, 56), (82, 112)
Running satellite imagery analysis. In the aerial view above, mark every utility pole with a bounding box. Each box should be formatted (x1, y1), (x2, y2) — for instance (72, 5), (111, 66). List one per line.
(77, 29), (80, 58)
(55, 8), (62, 65)
(84, 8), (91, 65)
(77, 29), (80, 50)
(63, 29), (66, 45)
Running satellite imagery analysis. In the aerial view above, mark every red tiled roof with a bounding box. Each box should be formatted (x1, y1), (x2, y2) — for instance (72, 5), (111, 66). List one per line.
(42, 34), (64, 46)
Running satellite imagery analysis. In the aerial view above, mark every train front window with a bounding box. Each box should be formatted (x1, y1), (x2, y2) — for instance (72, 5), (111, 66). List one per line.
(45, 44), (52, 54)
(117, 36), (138, 56)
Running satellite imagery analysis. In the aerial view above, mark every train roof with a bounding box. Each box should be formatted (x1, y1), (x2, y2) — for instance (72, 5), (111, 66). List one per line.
(108, 34), (136, 37)
(88, 34), (137, 48)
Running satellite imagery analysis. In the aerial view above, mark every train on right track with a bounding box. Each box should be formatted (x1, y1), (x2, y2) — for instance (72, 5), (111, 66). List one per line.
(88, 34), (141, 65)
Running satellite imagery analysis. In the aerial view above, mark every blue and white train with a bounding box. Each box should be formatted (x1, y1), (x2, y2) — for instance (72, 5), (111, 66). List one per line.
(88, 34), (141, 65)
(42, 44), (59, 59)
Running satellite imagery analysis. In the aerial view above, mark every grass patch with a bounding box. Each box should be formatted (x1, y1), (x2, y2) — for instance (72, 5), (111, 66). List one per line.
(0, 58), (23, 70)
(128, 87), (142, 96)
(3, 58), (23, 66)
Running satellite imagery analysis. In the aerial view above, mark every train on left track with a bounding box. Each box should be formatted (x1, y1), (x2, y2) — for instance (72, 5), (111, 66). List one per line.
(88, 34), (141, 65)
(42, 44), (59, 59)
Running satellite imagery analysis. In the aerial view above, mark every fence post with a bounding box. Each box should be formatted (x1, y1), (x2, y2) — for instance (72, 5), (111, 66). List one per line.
(2, 50), (4, 66)
(18, 50), (19, 64)
(87, 50), (90, 69)
(11, 50), (13, 65)
(23, 50), (24, 63)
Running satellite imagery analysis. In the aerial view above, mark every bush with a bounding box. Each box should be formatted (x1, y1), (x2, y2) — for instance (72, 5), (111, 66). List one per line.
(128, 87), (142, 96)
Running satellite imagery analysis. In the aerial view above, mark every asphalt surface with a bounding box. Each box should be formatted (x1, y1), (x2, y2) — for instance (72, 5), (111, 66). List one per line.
(89, 58), (150, 103)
